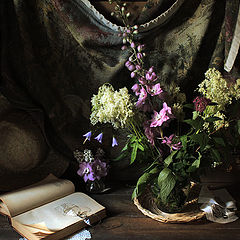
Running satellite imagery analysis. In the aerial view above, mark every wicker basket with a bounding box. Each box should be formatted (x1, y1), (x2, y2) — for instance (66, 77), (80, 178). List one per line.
(133, 183), (205, 223)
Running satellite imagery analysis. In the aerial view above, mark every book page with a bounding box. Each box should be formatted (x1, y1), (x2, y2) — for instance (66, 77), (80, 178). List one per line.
(0, 174), (75, 217)
(12, 192), (105, 235)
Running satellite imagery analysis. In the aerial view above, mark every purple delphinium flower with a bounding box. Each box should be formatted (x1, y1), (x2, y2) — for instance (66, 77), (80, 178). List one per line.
(137, 53), (143, 59)
(135, 64), (142, 70)
(131, 72), (136, 78)
(146, 71), (157, 81)
(92, 159), (108, 180)
(162, 134), (182, 151)
(146, 83), (163, 96)
(193, 96), (211, 112)
(137, 44), (145, 52)
(128, 64), (135, 72)
(112, 136), (118, 147)
(136, 87), (148, 107)
(77, 162), (96, 182)
(83, 131), (92, 142)
(95, 133), (103, 143)
(138, 77), (147, 85)
(131, 42), (135, 48)
(125, 61), (131, 68)
(150, 102), (173, 127)
(132, 83), (140, 95)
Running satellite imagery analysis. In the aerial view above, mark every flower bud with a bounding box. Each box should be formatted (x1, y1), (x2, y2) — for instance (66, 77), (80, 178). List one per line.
(131, 72), (136, 78)
(131, 42), (135, 48)
(121, 7), (125, 12)
(126, 12), (130, 18)
(123, 38), (127, 44)
(111, 12), (114, 16)
(121, 45), (127, 50)
(133, 30), (138, 35)
(133, 25), (138, 30)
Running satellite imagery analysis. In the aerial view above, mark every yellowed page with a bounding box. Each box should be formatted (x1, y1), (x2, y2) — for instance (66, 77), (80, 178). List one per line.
(0, 174), (75, 217)
(12, 192), (105, 235)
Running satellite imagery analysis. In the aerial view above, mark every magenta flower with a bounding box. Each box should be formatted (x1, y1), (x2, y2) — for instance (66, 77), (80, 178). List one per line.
(131, 72), (136, 78)
(162, 134), (182, 151)
(193, 96), (211, 112)
(127, 64), (135, 71)
(136, 87), (148, 107)
(146, 71), (157, 81)
(136, 65), (142, 70)
(95, 133), (103, 143)
(92, 159), (108, 180)
(148, 66), (154, 73)
(150, 102), (173, 127)
(112, 136), (118, 147)
(77, 162), (96, 182)
(137, 44), (145, 52)
(125, 61), (132, 68)
(146, 83), (163, 96)
(131, 42), (135, 48)
(137, 53), (143, 59)
(83, 131), (92, 141)
(132, 83), (140, 95)
(138, 77), (147, 85)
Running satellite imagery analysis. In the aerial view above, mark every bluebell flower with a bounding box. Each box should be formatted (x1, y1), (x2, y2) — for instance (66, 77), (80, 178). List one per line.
(112, 136), (118, 147)
(95, 133), (103, 143)
(83, 131), (92, 143)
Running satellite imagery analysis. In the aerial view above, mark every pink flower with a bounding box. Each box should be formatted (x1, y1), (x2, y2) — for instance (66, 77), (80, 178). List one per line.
(146, 71), (157, 81)
(131, 42), (135, 48)
(132, 83), (140, 95)
(148, 66), (154, 73)
(150, 102), (173, 127)
(162, 134), (182, 151)
(137, 44), (145, 52)
(131, 72), (136, 78)
(121, 45), (127, 50)
(136, 65), (142, 70)
(146, 83), (163, 96)
(125, 61), (131, 67)
(138, 77), (147, 85)
(137, 53), (143, 59)
(128, 64), (135, 71)
(136, 87), (147, 107)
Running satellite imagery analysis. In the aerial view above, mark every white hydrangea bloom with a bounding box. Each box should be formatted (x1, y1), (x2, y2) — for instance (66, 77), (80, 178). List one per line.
(90, 84), (134, 129)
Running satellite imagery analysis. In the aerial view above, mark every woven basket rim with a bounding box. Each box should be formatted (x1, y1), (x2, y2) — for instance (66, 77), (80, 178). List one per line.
(133, 183), (205, 223)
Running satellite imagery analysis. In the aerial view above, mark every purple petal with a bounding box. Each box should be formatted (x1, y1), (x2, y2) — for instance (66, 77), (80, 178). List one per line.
(112, 137), (118, 147)
(95, 133), (103, 143)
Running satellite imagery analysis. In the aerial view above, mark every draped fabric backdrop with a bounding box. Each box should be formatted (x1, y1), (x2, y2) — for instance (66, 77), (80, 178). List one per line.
(1, 0), (239, 186)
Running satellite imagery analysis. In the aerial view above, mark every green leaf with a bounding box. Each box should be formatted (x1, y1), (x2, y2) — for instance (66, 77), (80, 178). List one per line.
(213, 137), (225, 147)
(130, 143), (138, 164)
(190, 132), (209, 149)
(121, 142), (129, 152)
(158, 168), (172, 184)
(184, 118), (204, 130)
(158, 168), (176, 203)
(205, 117), (222, 122)
(187, 153), (201, 172)
(164, 151), (177, 167)
(137, 143), (144, 151)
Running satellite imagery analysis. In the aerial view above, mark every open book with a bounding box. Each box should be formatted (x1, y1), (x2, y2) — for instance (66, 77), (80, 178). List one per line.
(0, 174), (106, 240)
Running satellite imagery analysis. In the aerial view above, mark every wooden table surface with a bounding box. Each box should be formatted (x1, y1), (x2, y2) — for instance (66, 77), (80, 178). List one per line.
(0, 184), (240, 240)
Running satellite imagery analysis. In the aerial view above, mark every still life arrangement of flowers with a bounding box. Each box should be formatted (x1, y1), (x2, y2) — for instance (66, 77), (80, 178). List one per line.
(77, 0), (240, 214)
